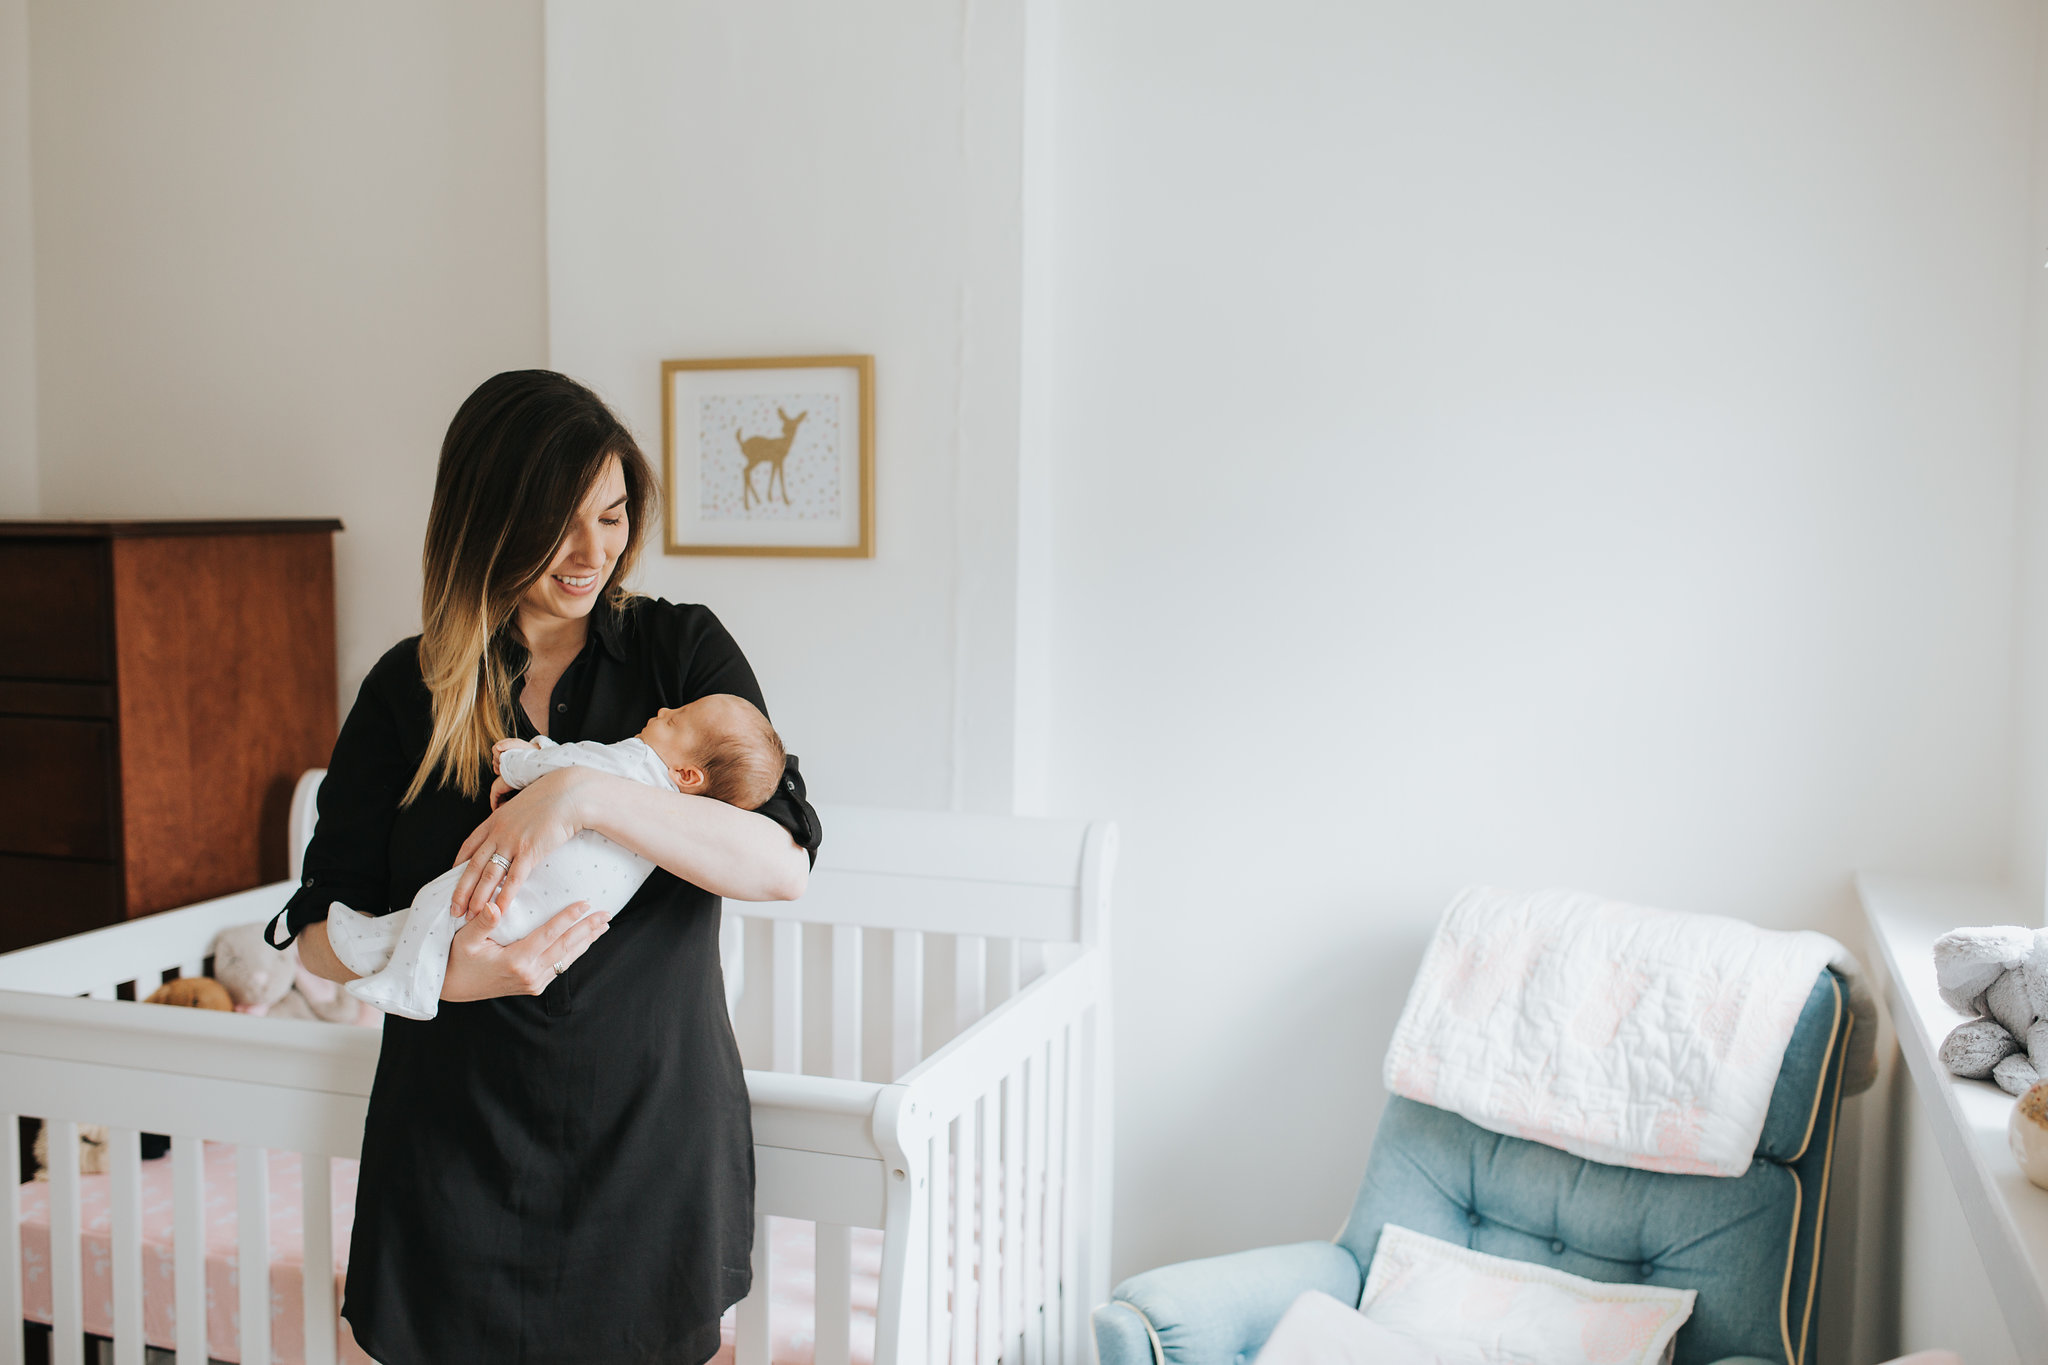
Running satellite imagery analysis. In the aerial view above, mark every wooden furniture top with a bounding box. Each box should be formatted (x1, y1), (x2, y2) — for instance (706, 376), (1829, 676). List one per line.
(0, 519), (345, 539)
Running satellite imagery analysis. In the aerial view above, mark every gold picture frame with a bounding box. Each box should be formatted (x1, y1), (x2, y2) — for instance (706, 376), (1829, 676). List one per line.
(661, 354), (875, 557)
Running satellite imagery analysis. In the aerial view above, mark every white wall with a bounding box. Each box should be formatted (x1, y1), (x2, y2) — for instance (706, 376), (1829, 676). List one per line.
(1044, 1), (2036, 1351)
(546, 0), (1055, 811)
(26, 0), (549, 702)
(0, 0), (35, 516)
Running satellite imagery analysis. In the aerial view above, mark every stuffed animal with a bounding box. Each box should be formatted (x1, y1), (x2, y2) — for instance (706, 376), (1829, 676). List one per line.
(210, 920), (379, 1026)
(144, 975), (234, 1010)
(291, 960), (380, 1026)
(29, 1122), (108, 1180)
(1935, 925), (2048, 1094)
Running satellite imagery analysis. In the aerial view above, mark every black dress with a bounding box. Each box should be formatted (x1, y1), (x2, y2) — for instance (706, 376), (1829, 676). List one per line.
(265, 596), (822, 1365)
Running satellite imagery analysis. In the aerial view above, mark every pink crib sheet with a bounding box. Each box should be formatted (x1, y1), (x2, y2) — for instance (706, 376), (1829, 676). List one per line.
(20, 1147), (880, 1365)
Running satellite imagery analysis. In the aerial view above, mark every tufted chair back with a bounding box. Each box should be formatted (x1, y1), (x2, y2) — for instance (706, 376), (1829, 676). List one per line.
(1339, 967), (1853, 1365)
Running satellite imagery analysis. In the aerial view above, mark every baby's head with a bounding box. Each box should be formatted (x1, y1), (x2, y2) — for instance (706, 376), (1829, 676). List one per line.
(637, 694), (785, 810)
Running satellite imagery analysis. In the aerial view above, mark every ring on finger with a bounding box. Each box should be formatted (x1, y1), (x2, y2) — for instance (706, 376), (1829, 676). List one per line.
(488, 852), (512, 871)
(552, 959), (568, 976)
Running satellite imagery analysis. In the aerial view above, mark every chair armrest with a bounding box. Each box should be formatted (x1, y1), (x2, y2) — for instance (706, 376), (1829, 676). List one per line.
(1094, 1241), (1364, 1365)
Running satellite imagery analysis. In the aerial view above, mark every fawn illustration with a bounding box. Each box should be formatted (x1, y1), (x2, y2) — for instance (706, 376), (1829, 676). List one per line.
(736, 408), (807, 509)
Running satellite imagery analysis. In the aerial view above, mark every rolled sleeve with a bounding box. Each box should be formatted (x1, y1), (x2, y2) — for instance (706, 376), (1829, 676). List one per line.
(753, 755), (822, 868)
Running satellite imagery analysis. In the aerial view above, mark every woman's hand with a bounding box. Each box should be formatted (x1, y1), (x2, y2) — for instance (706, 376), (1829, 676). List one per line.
(441, 898), (612, 1003)
(450, 766), (593, 920)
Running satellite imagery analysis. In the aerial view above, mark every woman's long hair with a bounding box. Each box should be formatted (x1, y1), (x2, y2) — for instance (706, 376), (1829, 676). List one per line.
(403, 371), (658, 807)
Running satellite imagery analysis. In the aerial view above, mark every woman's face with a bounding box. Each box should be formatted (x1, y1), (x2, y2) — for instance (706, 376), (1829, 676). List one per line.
(519, 455), (629, 627)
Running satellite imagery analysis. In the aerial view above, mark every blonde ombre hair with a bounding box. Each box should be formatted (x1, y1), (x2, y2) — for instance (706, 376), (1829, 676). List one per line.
(402, 371), (659, 807)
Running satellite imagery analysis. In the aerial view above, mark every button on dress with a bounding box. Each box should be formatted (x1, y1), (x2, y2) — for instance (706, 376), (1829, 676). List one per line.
(267, 596), (822, 1365)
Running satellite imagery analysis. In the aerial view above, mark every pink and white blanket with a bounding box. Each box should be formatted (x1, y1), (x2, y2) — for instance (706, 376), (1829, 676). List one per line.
(1382, 887), (1874, 1178)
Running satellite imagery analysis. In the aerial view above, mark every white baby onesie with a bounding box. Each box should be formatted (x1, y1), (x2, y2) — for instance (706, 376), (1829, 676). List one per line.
(326, 735), (677, 1020)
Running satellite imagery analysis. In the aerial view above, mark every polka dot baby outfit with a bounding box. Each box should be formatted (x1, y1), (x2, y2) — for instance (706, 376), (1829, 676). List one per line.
(325, 736), (677, 1020)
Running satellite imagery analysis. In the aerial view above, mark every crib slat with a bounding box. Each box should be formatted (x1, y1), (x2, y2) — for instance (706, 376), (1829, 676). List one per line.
(1001, 1067), (1024, 1364)
(988, 939), (1020, 1009)
(831, 923), (862, 1081)
(303, 1153), (338, 1365)
(1022, 1051), (1046, 1365)
(1059, 1022), (1085, 1365)
(773, 920), (803, 1074)
(926, 1130), (948, 1365)
(48, 1119), (84, 1365)
(238, 1144), (272, 1365)
(109, 1127), (144, 1365)
(179, 958), (206, 984)
(816, 1222), (854, 1365)
(737, 1213), (771, 1365)
(977, 1092), (1000, 1365)
(954, 935), (986, 1037)
(173, 1135), (207, 1365)
(893, 930), (925, 1080)
(721, 906), (745, 1014)
(1, 1113), (21, 1365)
(1044, 1037), (1069, 1365)
(952, 1106), (976, 1365)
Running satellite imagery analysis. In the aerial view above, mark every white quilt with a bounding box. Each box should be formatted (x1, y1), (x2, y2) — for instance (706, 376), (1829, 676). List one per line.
(1382, 887), (1869, 1178)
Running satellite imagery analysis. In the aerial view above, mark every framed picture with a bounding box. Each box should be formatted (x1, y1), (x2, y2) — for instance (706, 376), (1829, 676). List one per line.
(660, 355), (875, 557)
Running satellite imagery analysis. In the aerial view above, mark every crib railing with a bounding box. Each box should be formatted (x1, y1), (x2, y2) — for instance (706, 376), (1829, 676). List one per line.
(0, 896), (376, 1365)
(722, 807), (1116, 1365)
(2, 799), (1115, 1365)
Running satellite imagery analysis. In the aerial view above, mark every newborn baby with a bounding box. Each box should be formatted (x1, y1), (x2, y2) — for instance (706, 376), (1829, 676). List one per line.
(325, 693), (784, 1020)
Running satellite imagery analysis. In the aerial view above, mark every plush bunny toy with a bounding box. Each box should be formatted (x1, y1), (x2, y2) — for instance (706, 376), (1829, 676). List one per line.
(1935, 925), (2048, 1095)
(210, 921), (378, 1026)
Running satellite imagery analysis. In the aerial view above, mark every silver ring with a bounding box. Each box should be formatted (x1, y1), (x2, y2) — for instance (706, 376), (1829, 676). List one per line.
(488, 853), (512, 871)
(552, 959), (568, 976)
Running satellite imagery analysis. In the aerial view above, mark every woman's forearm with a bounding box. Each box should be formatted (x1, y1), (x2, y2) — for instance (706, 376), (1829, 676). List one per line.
(574, 771), (809, 901)
(294, 920), (361, 983)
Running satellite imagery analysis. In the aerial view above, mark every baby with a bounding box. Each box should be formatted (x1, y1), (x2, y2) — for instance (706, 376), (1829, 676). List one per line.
(324, 693), (784, 1020)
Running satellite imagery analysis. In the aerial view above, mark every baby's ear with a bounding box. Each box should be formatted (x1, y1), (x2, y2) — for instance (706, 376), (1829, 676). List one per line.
(674, 764), (707, 793)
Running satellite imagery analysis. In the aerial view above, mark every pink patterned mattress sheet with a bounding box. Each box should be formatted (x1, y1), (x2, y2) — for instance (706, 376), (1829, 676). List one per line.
(18, 1143), (880, 1365)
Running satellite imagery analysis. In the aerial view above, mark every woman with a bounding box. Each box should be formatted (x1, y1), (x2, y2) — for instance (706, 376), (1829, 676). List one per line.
(265, 370), (820, 1365)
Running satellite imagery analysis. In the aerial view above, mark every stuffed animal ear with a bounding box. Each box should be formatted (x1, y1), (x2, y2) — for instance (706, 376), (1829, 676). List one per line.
(211, 921), (299, 1009)
(1934, 926), (2036, 1014)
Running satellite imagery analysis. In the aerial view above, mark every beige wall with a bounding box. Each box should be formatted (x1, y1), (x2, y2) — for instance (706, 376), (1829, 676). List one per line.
(0, 0), (35, 516)
(26, 0), (549, 704)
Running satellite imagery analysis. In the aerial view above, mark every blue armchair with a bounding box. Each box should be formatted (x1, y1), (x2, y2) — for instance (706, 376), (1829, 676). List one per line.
(1095, 968), (1854, 1365)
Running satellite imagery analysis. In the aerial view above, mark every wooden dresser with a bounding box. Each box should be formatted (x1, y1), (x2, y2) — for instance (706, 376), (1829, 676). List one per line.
(0, 519), (342, 952)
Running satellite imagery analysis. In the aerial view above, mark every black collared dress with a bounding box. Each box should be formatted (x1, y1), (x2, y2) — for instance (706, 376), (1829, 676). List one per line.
(266, 595), (821, 1365)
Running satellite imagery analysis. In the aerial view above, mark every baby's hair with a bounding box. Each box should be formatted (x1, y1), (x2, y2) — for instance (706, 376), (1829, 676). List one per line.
(700, 699), (787, 811)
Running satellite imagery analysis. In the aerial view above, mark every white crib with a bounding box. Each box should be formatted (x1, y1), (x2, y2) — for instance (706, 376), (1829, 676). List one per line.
(0, 773), (1116, 1365)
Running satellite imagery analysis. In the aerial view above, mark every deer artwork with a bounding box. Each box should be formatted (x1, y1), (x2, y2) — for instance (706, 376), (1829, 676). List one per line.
(736, 407), (807, 510)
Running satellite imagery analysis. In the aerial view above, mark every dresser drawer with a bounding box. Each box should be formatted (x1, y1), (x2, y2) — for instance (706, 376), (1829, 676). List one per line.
(0, 854), (122, 953)
(0, 680), (116, 718)
(0, 539), (113, 681)
(0, 717), (118, 859)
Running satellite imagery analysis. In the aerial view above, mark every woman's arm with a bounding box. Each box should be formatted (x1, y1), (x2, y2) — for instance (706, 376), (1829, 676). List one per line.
(295, 920), (359, 984)
(297, 885), (616, 1002)
(448, 766), (809, 920)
